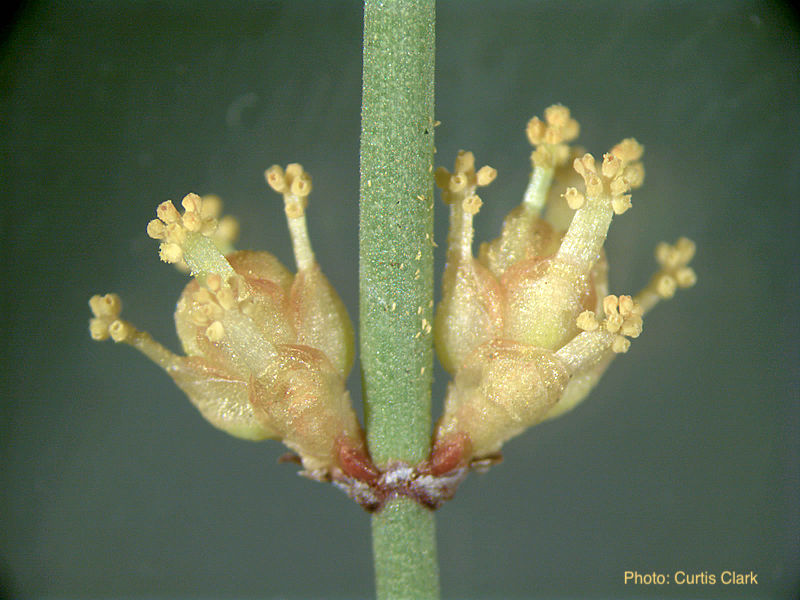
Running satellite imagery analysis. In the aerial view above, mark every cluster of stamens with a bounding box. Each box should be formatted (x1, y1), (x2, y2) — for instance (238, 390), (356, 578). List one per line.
(146, 193), (220, 264)
(576, 294), (644, 353)
(564, 139), (645, 215)
(89, 293), (132, 343)
(526, 104), (580, 168)
(265, 163), (312, 218)
(653, 237), (697, 299)
(434, 150), (497, 214)
(186, 274), (251, 342)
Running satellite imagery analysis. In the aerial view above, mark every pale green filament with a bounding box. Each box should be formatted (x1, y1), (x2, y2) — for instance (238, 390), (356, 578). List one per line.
(522, 165), (554, 215)
(555, 329), (615, 374)
(554, 196), (613, 281)
(286, 210), (315, 271)
(183, 233), (236, 282)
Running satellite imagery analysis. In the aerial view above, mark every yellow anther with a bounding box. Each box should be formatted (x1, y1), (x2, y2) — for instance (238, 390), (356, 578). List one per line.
(605, 313), (624, 333)
(156, 201), (181, 224)
(265, 165), (288, 193)
(285, 162), (304, 180)
(89, 293), (124, 341)
(563, 187), (585, 210)
(216, 215), (240, 244)
(216, 287), (237, 311)
(476, 166), (497, 187)
(656, 274), (678, 299)
(146, 219), (166, 240)
(449, 174), (468, 193)
(462, 194), (482, 215)
(611, 336), (631, 354)
(206, 273), (222, 292)
(618, 295), (635, 316)
(610, 176), (630, 197)
(611, 138), (644, 163)
(290, 174), (312, 197)
(192, 288), (214, 305)
(200, 194), (222, 218)
(182, 211), (202, 232)
(454, 150), (475, 174)
(205, 321), (225, 342)
(181, 192), (203, 213)
(164, 222), (186, 245)
(676, 267), (697, 288)
(109, 320), (133, 342)
(526, 117), (547, 145)
(90, 293), (122, 319)
(603, 295), (619, 317)
(601, 153), (622, 179)
(611, 195), (632, 215)
(576, 310), (599, 331)
(544, 104), (570, 127)
(434, 166), (452, 190)
(623, 162), (645, 188)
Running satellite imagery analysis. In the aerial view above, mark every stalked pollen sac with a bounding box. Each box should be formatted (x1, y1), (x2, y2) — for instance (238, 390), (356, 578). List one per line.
(90, 165), (371, 481)
(429, 105), (695, 475)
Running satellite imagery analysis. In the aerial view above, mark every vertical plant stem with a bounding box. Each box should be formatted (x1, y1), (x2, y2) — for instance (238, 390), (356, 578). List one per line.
(359, 0), (438, 598)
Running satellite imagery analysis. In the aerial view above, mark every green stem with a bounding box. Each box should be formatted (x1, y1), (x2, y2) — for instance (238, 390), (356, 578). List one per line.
(359, 0), (439, 598)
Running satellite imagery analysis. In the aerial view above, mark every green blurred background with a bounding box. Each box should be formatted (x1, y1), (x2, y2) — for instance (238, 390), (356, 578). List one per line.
(1, 1), (798, 598)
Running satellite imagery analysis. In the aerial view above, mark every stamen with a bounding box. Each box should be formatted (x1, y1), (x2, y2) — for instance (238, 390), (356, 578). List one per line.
(147, 194), (234, 281)
(636, 237), (697, 313)
(556, 294), (644, 372)
(265, 163), (315, 271)
(88, 293), (179, 369)
(523, 105), (580, 214)
(555, 142), (644, 281)
(435, 150), (502, 373)
(436, 151), (495, 262)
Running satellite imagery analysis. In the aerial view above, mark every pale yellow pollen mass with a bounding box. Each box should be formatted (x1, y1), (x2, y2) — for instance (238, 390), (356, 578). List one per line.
(158, 242), (183, 264)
